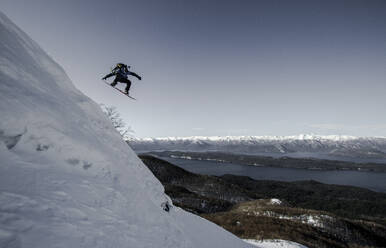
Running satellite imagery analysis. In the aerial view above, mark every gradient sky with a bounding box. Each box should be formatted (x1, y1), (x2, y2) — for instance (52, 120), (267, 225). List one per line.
(1, 0), (386, 137)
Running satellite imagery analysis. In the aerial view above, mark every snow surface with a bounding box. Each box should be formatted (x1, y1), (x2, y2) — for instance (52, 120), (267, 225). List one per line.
(244, 239), (308, 248)
(269, 199), (282, 205)
(0, 11), (255, 248)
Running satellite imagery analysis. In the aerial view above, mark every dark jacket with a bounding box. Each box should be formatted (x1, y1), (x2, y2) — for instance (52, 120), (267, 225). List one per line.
(103, 65), (141, 80)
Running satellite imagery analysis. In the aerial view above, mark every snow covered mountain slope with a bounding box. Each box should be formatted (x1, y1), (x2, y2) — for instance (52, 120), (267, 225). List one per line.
(244, 239), (308, 248)
(129, 135), (386, 162)
(0, 12), (253, 248)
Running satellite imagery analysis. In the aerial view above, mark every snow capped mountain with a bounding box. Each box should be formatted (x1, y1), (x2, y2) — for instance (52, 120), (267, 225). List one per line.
(0, 12), (252, 248)
(129, 135), (386, 162)
(136, 134), (362, 142)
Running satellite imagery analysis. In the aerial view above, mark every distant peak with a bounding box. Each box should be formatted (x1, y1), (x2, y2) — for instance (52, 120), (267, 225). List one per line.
(130, 134), (378, 142)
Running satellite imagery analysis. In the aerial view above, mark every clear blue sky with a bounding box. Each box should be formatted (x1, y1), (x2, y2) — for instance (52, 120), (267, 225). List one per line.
(1, 0), (386, 137)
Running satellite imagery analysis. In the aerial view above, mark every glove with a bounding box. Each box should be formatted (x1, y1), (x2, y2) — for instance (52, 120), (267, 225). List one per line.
(138, 76), (142, 80)
(102, 76), (107, 80)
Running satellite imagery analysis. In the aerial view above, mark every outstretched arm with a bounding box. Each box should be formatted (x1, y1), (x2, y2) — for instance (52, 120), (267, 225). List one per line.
(129, 71), (142, 80)
(102, 73), (114, 80)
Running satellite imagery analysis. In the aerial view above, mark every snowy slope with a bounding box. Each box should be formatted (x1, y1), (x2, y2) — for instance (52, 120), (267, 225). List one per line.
(0, 12), (254, 248)
(129, 135), (386, 161)
(244, 239), (308, 248)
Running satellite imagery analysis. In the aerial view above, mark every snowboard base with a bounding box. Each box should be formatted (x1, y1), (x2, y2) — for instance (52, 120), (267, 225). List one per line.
(102, 80), (137, 100)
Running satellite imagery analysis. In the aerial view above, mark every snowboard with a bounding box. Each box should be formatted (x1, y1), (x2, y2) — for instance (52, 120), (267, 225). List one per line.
(102, 80), (137, 100)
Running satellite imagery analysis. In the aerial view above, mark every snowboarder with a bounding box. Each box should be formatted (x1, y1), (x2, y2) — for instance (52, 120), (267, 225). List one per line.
(102, 63), (142, 95)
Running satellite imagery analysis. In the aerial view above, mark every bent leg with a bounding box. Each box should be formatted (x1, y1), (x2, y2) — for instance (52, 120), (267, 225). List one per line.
(110, 77), (118, 87)
(120, 78), (132, 93)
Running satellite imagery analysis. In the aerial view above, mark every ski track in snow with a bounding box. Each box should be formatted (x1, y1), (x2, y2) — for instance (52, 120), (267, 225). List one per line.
(0, 11), (259, 248)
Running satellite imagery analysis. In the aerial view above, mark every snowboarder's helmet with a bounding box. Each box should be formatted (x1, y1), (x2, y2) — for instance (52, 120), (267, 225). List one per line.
(117, 63), (125, 68)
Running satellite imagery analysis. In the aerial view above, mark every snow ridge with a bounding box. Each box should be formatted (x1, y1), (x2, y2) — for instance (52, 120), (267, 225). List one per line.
(134, 134), (381, 142)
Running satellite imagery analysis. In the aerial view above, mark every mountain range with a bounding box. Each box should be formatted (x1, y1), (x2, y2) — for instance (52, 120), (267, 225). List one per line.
(128, 135), (386, 162)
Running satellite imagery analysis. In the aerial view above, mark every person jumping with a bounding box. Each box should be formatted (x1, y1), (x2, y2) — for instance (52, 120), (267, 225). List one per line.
(102, 63), (141, 95)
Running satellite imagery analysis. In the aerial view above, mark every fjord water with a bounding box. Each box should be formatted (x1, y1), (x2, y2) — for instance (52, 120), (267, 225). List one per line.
(163, 157), (386, 193)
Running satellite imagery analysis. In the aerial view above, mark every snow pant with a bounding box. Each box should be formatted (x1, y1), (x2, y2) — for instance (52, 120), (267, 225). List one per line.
(111, 76), (131, 92)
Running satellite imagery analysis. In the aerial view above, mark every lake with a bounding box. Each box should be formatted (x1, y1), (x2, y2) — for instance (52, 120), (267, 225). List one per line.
(162, 157), (386, 193)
